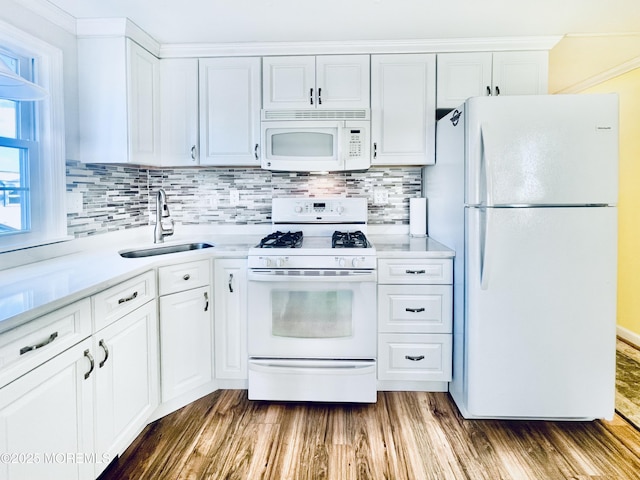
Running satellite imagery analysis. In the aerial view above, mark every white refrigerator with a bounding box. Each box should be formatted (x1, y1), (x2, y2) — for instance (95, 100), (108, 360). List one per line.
(426, 94), (619, 420)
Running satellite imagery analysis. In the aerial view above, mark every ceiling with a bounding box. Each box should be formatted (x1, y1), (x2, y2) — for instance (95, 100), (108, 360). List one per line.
(43, 0), (640, 45)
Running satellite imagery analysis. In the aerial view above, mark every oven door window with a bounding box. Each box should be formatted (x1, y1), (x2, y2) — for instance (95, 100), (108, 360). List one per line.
(272, 289), (353, 338)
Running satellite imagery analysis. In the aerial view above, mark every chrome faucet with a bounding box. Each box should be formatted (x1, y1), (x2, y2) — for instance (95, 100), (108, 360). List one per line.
(154, 188), (174, 243)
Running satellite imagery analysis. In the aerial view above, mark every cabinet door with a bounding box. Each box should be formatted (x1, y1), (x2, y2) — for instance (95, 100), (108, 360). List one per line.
(436, 52), (493, 109)
(199, 57), (262, 166)
(492, 51), (548, 96)
(214, 259), (247, 379)
(94, 301), (158, 476)
(262, 56), (315, 109)
(159, 286), (213, 401)
(160, 58), (199, 166)
(0, 339), (94, 480)
(371, 54), (436, 165)
(127, 39), (161, 165)
(316, 55), (370, 109)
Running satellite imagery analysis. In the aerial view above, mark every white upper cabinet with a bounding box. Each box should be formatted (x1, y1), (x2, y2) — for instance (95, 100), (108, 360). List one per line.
(199, 57), (262, 166)
(160, 58), (199, 166)
(262, 55), (370, 110)
(437, 51), (549, 109)
(78, 38), (160, 165)
(371, 54), (436, 166)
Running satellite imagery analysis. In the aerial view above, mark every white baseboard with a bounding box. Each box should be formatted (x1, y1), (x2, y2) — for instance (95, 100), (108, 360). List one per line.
(617, 325), (640, 348)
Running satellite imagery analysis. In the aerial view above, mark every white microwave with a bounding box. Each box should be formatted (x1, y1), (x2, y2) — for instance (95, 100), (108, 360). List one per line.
(260, 110), (371, 172)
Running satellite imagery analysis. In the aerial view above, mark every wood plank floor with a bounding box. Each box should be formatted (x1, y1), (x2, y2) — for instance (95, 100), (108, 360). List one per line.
(99, 390), (640, 480)
(616, 338), (640, 427)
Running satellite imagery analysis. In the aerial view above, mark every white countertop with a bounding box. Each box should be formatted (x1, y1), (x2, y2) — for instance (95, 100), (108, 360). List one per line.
(0, 225), (454, 334)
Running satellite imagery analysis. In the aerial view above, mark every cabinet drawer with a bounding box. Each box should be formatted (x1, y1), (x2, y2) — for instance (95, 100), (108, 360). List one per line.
(0, 298), (91, 388)
(378, 258), (452, 284)
(378, 333), (452, 382)
(92, 271), (156, 332)
(158, 260), (210, 296)
(378, 285), (452, 333)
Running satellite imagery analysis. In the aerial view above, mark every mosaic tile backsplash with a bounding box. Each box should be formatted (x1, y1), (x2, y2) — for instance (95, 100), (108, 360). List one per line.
(66, 161), (423, 238)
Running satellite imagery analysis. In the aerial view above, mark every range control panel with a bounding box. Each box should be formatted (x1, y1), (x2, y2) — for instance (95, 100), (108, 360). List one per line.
(272, 197), (368, 223)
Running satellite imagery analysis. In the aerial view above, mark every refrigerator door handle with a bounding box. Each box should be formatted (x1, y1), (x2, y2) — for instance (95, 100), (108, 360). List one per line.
(480, 123), (495, 207)
(480, 208), (492, 290)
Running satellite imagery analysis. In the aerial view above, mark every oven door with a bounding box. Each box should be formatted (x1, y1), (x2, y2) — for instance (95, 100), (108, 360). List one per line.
(247, 269), (376, 359)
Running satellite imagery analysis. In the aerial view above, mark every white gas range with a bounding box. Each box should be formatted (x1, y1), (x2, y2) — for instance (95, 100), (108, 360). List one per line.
(247, 197), (377, 403)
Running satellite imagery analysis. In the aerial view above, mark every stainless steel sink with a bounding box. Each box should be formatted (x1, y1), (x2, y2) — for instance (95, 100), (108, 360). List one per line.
(119, 242), (214, 258)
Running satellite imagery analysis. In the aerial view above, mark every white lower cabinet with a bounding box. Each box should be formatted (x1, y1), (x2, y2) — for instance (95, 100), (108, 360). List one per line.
(158, 259), (214, 405)
(159, 286), (213, 401)
(0, 338), (95, 480)
(93, 300), (158, 477)
(214, 259), (247, 381)
(377, 257), (453, 391)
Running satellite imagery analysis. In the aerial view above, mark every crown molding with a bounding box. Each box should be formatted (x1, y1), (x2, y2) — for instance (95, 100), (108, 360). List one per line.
(159, 36), (562, 58)
(557, 55), (640, 93)
(18, 0), (77, 35)
(76, 18), (161, 56)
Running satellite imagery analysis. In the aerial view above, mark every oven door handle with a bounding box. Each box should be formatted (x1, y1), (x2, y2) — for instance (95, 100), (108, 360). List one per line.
(249, 359), (375, 375)
(247, 270), (376, 282)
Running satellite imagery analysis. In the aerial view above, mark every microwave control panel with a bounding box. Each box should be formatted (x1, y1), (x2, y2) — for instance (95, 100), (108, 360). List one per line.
(347, 129), (364, 158)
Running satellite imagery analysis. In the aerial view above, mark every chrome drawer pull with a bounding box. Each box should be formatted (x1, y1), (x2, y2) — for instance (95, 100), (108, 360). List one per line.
(405, 269), (426, 275)
(405, 307), (426, 313)
(405, 355), (425, 362)
(228, 273), (234, 293)
(20, 332), (59, 355)
(183, 274), (191, 281)
(118, 291), (138, 304)
(204, 291), (209, 312)
(98, 339), (109, 368)
(84, 349), (95, 379)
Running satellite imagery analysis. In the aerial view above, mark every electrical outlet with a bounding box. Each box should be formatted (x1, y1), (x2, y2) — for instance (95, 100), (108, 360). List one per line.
(373, 189), (389, 205)
(229, 189), (240, 206)
(66, 192), (83, 214)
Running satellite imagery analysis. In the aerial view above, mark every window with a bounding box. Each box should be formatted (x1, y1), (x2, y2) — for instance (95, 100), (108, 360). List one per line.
(0, 22), (66, 253)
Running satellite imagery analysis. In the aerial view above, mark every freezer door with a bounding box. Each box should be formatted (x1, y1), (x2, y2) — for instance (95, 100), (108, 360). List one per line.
(464, 206), (617, 419)
(466, 94), (618, 207)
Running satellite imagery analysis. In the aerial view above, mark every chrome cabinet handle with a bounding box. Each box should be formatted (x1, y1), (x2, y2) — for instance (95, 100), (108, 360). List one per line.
(84, 349), (95, 379)
(118, 291), (138, 304)
(405, 269), (426, 275)
(495, 86), (501, 96)
(486, 85), (491, 96)
(318, 87), (322, 105)
(310, 88), (314, 105)
(254, 143), (259, 160)
(228, 273), (234, 293)
(405, 307), (426, 313)
(183, 274), (191, 281)
(405, 355), (425, 362)
(20, 331), (58, 355)
(373, 142), (377, 159)
(191, 145), (197, 161)
(98, 339), (109, 368)
(204, 291), (209, 312)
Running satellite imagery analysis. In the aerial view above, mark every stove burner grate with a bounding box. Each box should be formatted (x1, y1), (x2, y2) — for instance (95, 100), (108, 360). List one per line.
(332, 230), (369, 249)
(257, 231), (303, 248)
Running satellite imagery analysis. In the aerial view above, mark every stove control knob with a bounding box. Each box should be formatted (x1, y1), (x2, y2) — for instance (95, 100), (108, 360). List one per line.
(337, 257), (347, 267)
(262, 257), (272, 267)
(277, 257), (286, 267)
(336, 205), (345, 214)
(352, 257), (360, 268)
(294, 206), (303, 213)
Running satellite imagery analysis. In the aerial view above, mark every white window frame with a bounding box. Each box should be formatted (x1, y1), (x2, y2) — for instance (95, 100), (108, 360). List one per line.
(0, 19), (67, 253)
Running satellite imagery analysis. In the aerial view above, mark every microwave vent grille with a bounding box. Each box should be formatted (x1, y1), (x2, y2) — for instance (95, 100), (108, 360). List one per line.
(262, 109), (370, 121)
